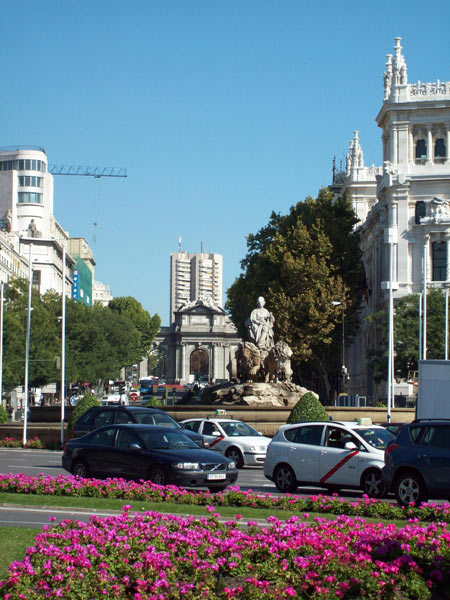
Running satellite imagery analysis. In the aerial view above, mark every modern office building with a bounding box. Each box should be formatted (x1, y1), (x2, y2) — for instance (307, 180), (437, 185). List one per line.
(336, 38), (450, 403)
(170, 250), (223, 322)
(0, 146), (98, 300)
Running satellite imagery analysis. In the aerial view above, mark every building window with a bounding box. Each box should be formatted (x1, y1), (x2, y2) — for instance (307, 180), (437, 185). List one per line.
(18, 192), (43, 204)
(415, 139), (427, 162)
(435, 138), (446, 162)
(0, 159), (46, 172)
(18, 176), (43, 187)
(432, 242), (447, 281)
(32, 270), (41, 293)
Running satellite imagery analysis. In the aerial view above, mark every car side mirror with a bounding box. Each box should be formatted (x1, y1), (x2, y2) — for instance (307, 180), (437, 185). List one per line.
(211, 431), (221, 437)
(257, 431), (262, 436)
(344, 441), (357, 450)
(129, 442), (143, 451)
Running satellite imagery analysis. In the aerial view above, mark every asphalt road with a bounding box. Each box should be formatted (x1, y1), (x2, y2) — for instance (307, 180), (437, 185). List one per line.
(0, 448), (367, 528)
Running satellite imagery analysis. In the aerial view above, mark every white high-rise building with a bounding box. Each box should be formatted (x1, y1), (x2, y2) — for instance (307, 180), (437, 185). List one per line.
(170, 251), (223, 321)
(339, 38), (450, 403)
(0, 146), (74, 295)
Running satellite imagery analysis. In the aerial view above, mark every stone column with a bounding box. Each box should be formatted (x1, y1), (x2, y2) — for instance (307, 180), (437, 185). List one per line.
(392, 126), (398, 164)
(181, 343), (187, 383)
(426, 127), (433, 163)
(446, 125), (450, 164)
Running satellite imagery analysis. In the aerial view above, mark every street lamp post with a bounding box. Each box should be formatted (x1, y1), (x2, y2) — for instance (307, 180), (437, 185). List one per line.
(332, 301), (347, 392)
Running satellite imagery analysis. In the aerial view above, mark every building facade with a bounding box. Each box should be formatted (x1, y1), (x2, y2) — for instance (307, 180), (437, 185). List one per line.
(170, 251), (222, 322)
(340, 38), (450, 403)
(155, 297), (241, 385)
(0, 147), (74, 295)
(0, 147), (99, 300)
(93, 280), (113, 306)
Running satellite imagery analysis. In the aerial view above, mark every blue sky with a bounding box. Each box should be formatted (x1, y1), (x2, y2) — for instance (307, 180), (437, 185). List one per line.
(1, 1), (449, 324)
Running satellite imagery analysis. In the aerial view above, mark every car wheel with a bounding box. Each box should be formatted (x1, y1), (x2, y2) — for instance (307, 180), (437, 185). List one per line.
(72, 459), (90, 478)
(361, 468), (386, 498)
(395, 471), (428, 507)
(208, 485), (228, 493)
(273, 464), (298, 493)
(148, 467), (168, 486)
(225, 447), (244, 469)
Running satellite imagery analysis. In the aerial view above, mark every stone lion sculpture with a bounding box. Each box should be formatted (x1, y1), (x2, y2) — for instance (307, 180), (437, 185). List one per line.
(264, 340), (293, 383)
(235, 341), (261, 382)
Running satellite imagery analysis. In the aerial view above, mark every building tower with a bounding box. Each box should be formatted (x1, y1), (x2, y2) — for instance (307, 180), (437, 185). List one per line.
(342, 38), (450, 403)
(170, 250), (223, 322)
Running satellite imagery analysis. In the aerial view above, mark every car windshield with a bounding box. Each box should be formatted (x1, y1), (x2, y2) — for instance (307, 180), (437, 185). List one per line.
(139, 429), (198, 450)
(220, 421), (259, 437)
(133, 411), (179, 428)
(357, 427), (395, 449)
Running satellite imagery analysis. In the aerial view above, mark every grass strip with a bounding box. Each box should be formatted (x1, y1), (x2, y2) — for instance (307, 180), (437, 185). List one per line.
(0, 527), (39, 581)
(0, 491), (428, 527)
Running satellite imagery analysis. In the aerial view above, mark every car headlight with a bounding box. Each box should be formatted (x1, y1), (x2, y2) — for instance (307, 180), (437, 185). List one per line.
(172, 462), (200, 470)
(227, 461), (236, 470)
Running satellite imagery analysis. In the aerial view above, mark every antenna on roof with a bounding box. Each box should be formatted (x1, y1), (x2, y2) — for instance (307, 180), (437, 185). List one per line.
(178, 236), (182, 252)
(200, 241), (203, 253)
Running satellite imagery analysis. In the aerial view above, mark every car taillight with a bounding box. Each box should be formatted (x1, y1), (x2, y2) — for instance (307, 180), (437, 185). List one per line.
(384, 443), (399, 461)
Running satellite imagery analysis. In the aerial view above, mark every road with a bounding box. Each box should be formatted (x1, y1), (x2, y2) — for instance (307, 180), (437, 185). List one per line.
(0, 448), (365, 528)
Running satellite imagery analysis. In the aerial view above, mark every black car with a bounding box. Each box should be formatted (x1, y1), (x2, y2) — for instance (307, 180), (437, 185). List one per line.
(382, 419), (450, 506)
(62, 424), (238, 492)
(72, 406), (208, 448)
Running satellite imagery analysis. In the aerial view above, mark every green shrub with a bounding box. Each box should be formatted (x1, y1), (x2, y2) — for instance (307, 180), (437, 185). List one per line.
(143, 396), (162, 407)
(0, 405), (8, 424)
(287, 391), (328, 423)
(68, 394), (100, 433)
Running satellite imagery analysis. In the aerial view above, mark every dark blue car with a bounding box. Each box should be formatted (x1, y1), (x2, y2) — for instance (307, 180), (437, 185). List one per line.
(382, 419), (450, 506)
(63, 424), (238, 492)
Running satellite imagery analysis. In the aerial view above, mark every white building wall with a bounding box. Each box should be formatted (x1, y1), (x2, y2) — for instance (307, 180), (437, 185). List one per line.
(343, 38), (450, 403)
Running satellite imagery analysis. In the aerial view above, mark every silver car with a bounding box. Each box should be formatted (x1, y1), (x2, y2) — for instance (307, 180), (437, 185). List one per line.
(180, 417), (271, 468)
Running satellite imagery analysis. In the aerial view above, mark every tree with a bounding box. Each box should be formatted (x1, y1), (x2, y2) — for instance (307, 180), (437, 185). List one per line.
(368, 289), (446, 382)
(227, 188), (364, 400)
(108, 297), (161, 362)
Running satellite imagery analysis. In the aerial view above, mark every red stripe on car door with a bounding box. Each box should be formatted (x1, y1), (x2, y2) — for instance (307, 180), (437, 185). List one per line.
(319, 450), (359, 484)
(209, 436), (225, 448)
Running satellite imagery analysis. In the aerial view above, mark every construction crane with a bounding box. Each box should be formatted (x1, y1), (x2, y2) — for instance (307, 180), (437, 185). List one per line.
(49, 165), (127, 178)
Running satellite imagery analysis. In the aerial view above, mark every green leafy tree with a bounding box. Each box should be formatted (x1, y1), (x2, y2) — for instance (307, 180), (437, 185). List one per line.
(108, 297), (161, 362)
(227, 188), (363, 400)
(68, 394), (100, 433)
(287, 392), (329, 423)
(368, 288), (446, 382)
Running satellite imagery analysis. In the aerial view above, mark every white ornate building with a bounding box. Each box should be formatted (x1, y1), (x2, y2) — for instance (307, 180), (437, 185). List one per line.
(340, 38), (450, 403)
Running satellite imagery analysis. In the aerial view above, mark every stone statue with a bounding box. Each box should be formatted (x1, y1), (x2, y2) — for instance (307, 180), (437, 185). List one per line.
(245, 296), (275, 351)
(27, 219), (40, 238)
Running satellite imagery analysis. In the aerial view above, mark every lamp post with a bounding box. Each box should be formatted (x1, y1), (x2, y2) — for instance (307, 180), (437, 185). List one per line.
(332, 301), (347, 392)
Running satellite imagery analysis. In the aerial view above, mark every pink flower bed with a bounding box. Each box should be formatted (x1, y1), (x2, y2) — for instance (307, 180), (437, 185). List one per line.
(1, 472), (450, 524)
(1, 508), (450, 599)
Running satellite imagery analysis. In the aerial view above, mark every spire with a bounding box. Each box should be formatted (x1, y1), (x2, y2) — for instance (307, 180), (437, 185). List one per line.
(392, 37), (407, 86)
(384, 38), (408, 102)
(346, 131), (364, 176)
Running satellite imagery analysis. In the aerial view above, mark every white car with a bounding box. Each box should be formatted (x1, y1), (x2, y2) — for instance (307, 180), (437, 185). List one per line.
(264, 420), (395, 497)
(101, 394), (129, 406)
(180, 417), (271, 468)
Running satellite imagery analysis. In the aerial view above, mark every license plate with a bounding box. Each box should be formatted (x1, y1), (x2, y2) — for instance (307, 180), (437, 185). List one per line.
(206, 473), (226, 480)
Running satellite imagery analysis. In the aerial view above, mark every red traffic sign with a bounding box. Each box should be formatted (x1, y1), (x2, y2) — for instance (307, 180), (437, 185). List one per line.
(130, 392), (138, 400)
